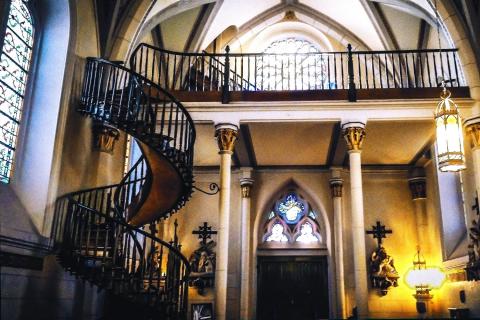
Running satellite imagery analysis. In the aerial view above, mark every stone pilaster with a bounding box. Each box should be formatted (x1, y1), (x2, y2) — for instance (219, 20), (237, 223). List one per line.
(408, 174), (428, 253)
(465, 116), (480, 194)
(342, 122), (369, 318)
(240, 169), (253, 320)
(330, 172), (346, 319)
(214, 123), (238, 320)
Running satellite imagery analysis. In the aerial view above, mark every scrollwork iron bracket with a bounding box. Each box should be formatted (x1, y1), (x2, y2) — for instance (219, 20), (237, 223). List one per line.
(193, 183), (220, 195)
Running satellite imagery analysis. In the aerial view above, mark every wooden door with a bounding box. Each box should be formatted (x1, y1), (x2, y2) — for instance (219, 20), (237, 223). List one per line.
(257, 256), (329, 320)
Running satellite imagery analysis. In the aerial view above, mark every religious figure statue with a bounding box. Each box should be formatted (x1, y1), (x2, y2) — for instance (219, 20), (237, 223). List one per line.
(369, 246), (399, 295)
(188, 239), (216, 294)
(266, 223), (288, 242)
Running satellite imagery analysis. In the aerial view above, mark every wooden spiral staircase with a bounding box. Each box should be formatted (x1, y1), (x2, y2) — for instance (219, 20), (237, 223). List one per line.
(50, 54), (196, 319)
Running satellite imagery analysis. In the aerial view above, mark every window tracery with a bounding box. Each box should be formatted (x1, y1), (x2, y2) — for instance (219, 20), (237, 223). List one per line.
(0, 0), (34, 183)
(256, 38), (332, 91)
(263, 191), (322, 245)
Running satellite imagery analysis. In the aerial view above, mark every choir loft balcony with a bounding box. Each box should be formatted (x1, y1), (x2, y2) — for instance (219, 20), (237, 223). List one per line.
(129, 43), (470, 103)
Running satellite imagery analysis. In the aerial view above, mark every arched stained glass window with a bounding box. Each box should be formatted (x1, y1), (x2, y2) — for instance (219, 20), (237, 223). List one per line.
(263, 191), (322, 245)
(0, 0), (34, 183)
(256, 38), (334, 91)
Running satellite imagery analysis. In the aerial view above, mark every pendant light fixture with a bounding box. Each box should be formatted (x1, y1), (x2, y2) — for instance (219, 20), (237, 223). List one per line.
(433, 0), (466, 172)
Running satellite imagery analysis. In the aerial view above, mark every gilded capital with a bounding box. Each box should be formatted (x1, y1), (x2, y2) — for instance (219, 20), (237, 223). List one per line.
(342, 125), (366, 152)
(215, 124), (238, 154)
(465, 117), (480, 150)
(240, 178), (254, 198)
(408, 177), (426, 200)
(329, 178), (343, 198)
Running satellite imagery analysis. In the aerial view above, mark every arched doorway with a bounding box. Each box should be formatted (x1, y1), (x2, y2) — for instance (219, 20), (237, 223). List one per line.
(256, 190), (330, 320)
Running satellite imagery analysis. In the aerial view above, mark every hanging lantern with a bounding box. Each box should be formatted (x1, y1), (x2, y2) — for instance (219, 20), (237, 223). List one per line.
(405, 247), (446, 316)
(434, 87), (466, 172)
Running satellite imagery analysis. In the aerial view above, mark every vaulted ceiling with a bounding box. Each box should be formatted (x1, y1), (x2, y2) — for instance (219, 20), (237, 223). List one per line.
(139, 0), (448, 55)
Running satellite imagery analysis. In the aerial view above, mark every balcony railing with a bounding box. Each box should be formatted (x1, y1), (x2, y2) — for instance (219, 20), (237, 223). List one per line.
(130, 43), (467, 102)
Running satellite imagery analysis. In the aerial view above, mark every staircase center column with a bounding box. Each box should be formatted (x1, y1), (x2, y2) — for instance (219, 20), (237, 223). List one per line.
(214, 123), (239, 320)
(330, 171), (346, 319)
(342, 121), (369, 318)
(240, 169), (254, 320)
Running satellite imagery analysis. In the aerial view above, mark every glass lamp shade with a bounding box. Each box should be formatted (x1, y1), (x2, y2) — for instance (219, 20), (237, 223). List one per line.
(405, 267), (446, 291)
(434, 89), (466, 172)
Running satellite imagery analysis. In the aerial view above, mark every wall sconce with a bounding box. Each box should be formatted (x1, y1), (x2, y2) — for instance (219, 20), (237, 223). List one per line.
(405, 247), (446, 317)
(434, 84), (466, 172)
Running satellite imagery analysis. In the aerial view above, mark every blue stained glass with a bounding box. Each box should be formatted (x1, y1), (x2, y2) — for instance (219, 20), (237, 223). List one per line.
(0, 0), (34, 183)
(276, 192), (306, 224)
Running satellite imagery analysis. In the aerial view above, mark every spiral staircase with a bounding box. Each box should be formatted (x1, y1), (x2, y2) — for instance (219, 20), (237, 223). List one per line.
(50, 53), (196, 319)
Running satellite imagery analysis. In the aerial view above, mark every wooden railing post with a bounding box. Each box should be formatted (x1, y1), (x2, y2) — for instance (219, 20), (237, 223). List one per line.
(347, 44), (357, 102)
(222, 46), (231, 104)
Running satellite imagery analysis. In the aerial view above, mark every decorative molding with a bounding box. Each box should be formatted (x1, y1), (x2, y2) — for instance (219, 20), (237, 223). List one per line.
(465, 116), (480, 150)
(329, 178), (343, 198)
(408, 177), (427, 200)
(92, 122), (120, 154)
(240, 177), (254, 198)
(0, 251), (44, 270)
(215, 124), (238, 154)
(342, 125), (366, 152)
(0, 235), (51, 254)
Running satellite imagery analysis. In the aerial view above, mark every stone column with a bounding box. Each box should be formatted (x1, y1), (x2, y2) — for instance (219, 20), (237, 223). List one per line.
(408, 173), (428, 252)
(240, 169), (254, 320)
(330, 173), (346, 319)
(465, 116), (480, 194)
(342, 122), (369, 318)
(214, 123), (238, 320)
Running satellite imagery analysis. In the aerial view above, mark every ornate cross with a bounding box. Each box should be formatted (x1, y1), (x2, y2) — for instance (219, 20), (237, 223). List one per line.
(192, 222), (217, 245)
(366, 221), (392, 248)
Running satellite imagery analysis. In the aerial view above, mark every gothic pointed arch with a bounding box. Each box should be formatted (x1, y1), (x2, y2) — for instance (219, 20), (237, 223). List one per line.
(259, 185), (327, 249)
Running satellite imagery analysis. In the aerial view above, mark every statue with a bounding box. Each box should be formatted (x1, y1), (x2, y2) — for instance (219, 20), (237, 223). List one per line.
(366, 221), (399, 295)
(189, 222), (217, 294)
(370, 246), (399, 295)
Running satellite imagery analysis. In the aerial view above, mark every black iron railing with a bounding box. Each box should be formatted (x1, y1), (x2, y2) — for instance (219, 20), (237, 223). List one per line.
(81, 58), (195, 181)
(52, 188), (189, 317)
(130, 43), (465, 102)
(51, 56), (196, 317)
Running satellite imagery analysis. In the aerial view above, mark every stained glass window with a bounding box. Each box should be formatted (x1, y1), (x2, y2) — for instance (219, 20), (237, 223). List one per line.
(295, 222), (320, 243)
(256, 38), (334, 90)
(0, 0), (34, 183)
(276, 192), (306, 224)
(263, 191), (322, 244)
(265, 223), (288, 242)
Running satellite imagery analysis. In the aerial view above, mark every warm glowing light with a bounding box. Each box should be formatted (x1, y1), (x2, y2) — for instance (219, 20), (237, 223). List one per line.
(405, 267), (446, 290)
(434, 88), (466, 172)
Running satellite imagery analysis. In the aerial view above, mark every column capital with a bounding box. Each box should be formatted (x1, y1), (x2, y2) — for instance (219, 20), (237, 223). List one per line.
(215, 123), (239, 155)
(342, 122), (366, 152)
(408, 177), (427, 200)
(240, 178), (254, 198)
(464, 116), (480, 150)
(329, 177), (344, 198)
